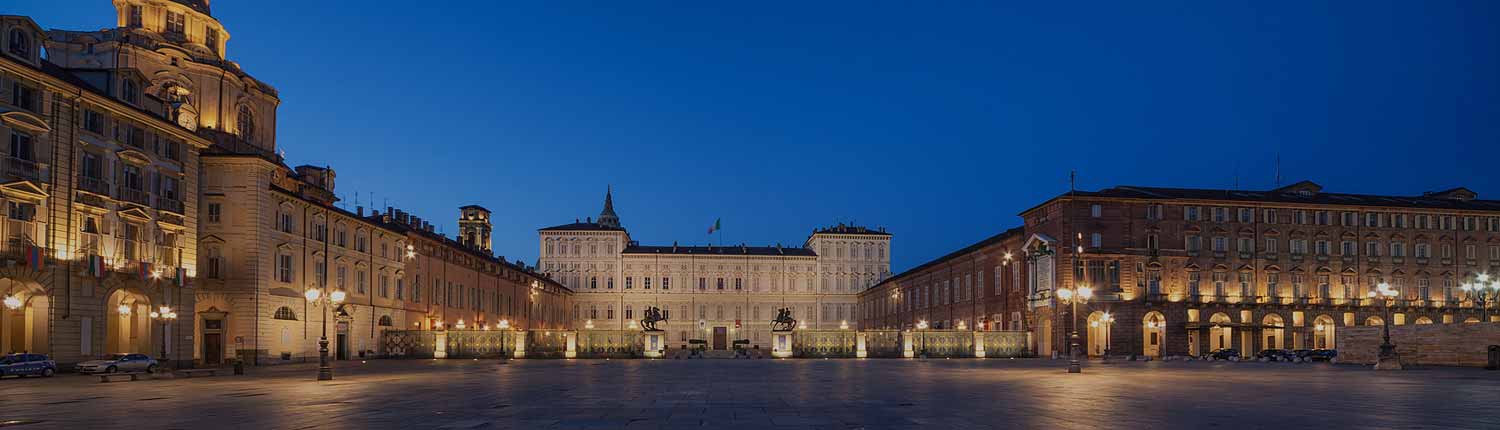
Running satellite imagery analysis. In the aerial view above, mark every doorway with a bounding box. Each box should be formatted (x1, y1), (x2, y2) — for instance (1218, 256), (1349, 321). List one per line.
(203, 333), (222, 365)
(712, 327), (727, 350)
(335, 333), (349, 360)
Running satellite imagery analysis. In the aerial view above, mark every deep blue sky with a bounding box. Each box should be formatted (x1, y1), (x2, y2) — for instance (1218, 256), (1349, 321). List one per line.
(14, 1), (1500, 271)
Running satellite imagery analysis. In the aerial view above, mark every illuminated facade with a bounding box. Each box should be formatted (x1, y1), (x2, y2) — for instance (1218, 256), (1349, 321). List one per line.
(539, 189), (891, 350)
(1, 13), (205, 365)
(862, 180), (1500, 359)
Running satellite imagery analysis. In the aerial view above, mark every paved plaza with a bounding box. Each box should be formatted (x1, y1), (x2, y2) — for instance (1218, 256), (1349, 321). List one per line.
(1, 358), (1497, 429)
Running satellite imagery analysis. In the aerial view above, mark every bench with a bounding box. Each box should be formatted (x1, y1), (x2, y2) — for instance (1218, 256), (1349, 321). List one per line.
(97, 372), (146, 383)
(175, 368), (219, 378)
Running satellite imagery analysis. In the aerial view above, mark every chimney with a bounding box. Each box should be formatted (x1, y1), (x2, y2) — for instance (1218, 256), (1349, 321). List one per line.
(356, 206), (363, 217)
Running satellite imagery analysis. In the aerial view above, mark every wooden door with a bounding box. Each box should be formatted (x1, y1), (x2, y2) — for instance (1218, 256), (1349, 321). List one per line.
(712, 327), (727, 350)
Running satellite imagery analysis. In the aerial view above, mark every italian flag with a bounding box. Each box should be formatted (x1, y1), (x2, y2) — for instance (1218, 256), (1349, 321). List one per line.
(707, 218), (720, 234)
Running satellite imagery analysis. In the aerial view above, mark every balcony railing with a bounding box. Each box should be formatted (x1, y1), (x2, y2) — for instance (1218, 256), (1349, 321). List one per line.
(119, 188), (150, 206)
(78, 176), (111, 195)
(0, 218), (43, 258)
(155, 196), (184, 214)
(5, 157), (40, 182)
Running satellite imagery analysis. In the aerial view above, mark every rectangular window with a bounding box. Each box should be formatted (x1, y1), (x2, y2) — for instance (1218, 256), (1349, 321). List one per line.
(277, 254), (293, 283)
(1146, 204), (1163, 220)
(1263, 209), (1278, 224)
(1211, 236), (1227, 252)
(1295, 211), (1309, 225)
(165, 12), (185, 35)
(10, 82), (37, 111)
(1238, 208), (1253, 223)
(83, 110), (105, 134)
(205, 29), (220, 55)
(1186, 235), (1201, 252)
(717, 278), (725, 290)
(661, 277), (670, 290)
(1090, 233), (1102, 248)
(9, 131), (34, 161)
(625, 277), (633, 289)
(1090, 204), (1102, 218)
(643, 277), (652, 289)
(1212, 207), (1227, 222)
(1185, 207), (1201, 221)
(1265, 238), (1278, 254)
(128, 5), (143, 27)
(206, 203), (221, 223)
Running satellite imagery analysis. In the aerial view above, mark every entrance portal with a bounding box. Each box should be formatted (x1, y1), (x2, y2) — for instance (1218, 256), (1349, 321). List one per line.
(712, 327), (727, 350)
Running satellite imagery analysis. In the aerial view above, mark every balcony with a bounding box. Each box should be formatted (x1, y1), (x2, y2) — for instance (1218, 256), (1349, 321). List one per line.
(78, 176), (111, 196)
(5, 157), (40, 182)
(155, 196), (184, 214)
(119, 188), (150, 206)
(0, 218), (43, 258)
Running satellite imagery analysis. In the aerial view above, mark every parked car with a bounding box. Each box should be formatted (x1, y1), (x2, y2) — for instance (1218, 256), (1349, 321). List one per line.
(1254, 349), (1295, 361)
(1205, 348), (1240, 360)
(1296, 349), (1338, 362)
(75, 353), (158, 374)
(0, 353), (57, 378)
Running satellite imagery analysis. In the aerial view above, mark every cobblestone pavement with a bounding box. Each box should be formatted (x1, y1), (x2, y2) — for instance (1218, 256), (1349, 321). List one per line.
(1, 358), (1497, 429)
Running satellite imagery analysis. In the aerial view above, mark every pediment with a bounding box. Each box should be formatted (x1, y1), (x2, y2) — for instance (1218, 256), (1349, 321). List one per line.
(0, 109), (51, 134)
(1341, 231), (1358, 239)
(1237, 228), (1256, 236)
(1264, 265), (1282, 273)
(199, 234), (225, 244)
(1262, 228), (1280, 236)
(0, 180), (48, 200)
(117, 206), (152, 222)
(1315, 266), (1333, 274)
(1236, 264), (1254, 272)
(1211, 264), (1231, 272)
(117, 148), (153, 165)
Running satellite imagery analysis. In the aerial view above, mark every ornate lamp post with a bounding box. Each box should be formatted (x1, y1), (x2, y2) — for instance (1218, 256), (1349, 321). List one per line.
(1367, 282), (1400, 370)
(304, 288), (347, 381)
(1090, 311), (1114, 362)
(148, 306), (179, 362)
(1461, 273), (1496, 321)
(1056, 284), (1093, 373)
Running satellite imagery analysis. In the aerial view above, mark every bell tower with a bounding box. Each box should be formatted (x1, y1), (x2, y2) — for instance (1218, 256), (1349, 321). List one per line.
(458, 205), (492, 253)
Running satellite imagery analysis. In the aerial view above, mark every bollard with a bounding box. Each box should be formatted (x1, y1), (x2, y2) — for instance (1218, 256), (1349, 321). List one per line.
(233, 358), (245, 375)
(1487, 345), (1499, 370)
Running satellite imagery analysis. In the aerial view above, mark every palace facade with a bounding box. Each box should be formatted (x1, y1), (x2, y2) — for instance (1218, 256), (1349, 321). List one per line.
(1, 12), (206, 365)
(860, 180), (1500, 359)
(539, 189), (891, 350)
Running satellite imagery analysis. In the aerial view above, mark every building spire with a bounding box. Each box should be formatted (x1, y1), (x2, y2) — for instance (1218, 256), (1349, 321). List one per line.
(598, 185), (621, 228)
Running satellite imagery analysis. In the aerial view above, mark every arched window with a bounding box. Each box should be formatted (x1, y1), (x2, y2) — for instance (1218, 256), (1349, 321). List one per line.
(273, 306), (297, 321)
(8, 28), (30, 57)
(378, 315), (393, 326)
(237, 105), (255, 142)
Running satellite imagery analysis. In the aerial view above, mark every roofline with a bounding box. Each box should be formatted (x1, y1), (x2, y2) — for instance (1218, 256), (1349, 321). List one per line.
(867, 226), (1024, 292)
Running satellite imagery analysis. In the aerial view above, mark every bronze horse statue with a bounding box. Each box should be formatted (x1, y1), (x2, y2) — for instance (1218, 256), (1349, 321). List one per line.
(771, 307), (798, 331)
(640, 306), (666, 331)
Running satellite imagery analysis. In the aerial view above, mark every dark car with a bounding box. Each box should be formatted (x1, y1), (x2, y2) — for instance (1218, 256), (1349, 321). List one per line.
(1205, 348), (1240, 360)
(1296, 349), (1338, 361)
(0, 353), (57, 378)
(1255, 349), (1295, 361)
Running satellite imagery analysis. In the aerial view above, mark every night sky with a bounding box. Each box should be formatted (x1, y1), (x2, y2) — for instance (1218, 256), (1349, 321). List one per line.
(13, 1), (1499, 271)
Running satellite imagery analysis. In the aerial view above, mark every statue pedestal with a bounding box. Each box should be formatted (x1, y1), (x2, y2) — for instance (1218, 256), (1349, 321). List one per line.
(565, 332), (578, 358)
(434, 331), (449, 359)
(643, 330), (666, 358)
(973, 331), (986, 358)
(855, 332), (868, 358)
(902, 332), (915, 358)
(771, 330), (794, 358)
(512, 331), (526, 359)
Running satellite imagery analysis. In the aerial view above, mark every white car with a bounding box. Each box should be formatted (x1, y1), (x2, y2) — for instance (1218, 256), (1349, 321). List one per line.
(76, 353), (158, 374)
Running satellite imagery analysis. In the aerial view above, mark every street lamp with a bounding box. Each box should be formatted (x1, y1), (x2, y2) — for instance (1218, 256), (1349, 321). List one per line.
(1461, 273), (1496, 321)
(916, 320), (929, 359)
(304, 288), (347, 381)
(148, 306), (179, 362)
(1056, 284), (1093, 373)
(1367, 282), (1400, 370)
(2, 295), (20, 310)
(1094, 312), (1115, 362)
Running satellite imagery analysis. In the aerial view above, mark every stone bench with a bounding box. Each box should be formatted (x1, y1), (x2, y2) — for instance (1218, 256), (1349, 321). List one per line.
(175, 368), (219, 378)
(97, 372), (146, 383)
